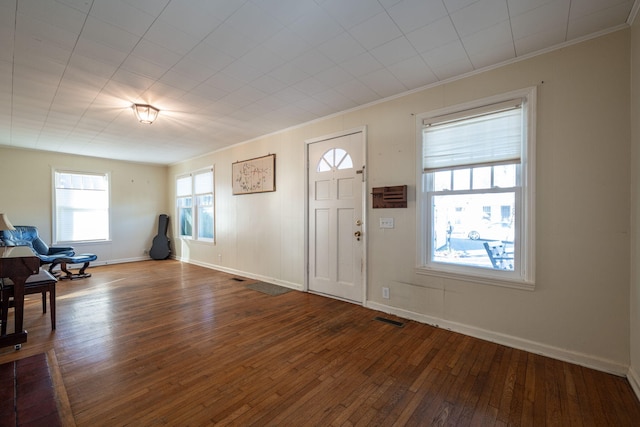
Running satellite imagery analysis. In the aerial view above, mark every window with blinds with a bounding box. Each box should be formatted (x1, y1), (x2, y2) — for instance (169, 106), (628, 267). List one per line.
(417, 88), (536, 288)
(54, 171), (110, 242)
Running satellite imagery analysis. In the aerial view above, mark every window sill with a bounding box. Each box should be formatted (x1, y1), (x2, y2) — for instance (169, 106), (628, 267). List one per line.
(54, 239), (112, 246)
(178, 237), (215, 245)
(416, 266), (535, 291)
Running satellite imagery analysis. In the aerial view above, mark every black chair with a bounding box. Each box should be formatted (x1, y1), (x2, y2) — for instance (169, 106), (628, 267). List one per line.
(1, 226), (75, 273)
(0, 270), (57, 334)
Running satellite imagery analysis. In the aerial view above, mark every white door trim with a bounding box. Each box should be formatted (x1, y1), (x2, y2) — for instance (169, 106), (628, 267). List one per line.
(304, 126), (367, 304)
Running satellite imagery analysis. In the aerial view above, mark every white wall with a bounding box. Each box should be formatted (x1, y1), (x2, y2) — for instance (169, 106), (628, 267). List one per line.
(170, 30), (632, 375)
(630, 14), (640, 397)
(0, 147), (168, 264)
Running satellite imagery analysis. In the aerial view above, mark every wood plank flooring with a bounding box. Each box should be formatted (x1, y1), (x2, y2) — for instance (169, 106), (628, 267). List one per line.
(0, 260), (638, 426)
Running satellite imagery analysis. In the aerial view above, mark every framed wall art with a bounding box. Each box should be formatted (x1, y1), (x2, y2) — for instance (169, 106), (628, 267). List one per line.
(232, 153), (276, 195)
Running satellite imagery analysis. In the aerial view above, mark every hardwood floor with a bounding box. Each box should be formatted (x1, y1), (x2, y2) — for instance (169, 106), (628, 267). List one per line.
(0, 260), (638, 426)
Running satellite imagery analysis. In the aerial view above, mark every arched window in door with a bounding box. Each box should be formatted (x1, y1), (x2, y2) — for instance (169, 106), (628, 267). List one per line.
(317, 148), (353, 172)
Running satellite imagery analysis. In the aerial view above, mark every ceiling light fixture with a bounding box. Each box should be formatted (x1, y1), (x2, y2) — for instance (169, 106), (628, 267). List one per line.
(132, 104), (160, 124)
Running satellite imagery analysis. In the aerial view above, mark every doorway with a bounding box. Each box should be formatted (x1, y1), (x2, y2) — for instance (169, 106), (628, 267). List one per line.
(307, 130), (366, 303)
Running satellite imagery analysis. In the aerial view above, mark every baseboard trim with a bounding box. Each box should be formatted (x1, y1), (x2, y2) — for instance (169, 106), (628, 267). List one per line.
(176, 257), (303, 291)
(628, 365), (640, 401)
(366, 301), (629, 377)
(62, 256), (149, 267)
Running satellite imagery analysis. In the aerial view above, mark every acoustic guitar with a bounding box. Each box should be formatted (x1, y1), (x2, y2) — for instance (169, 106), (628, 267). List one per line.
(150, 214), (171, 260)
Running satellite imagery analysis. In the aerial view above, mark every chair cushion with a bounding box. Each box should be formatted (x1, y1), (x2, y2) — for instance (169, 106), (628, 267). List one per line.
(2, 270), (57, 287)
(1, 226), (74, 263)
(25, 270), (57, 285)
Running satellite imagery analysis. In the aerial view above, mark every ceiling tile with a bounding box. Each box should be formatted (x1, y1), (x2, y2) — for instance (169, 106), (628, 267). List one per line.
(406, 17), (459, 54)
(186, 43), (235, 72)
(158, 69), (202, 92)
(263, 28), (313, 62)
(348, 11), (403, 50)
(249, 75), (288, 95)
(289, 4), (345, 47)
(388, 0), (449, 33)
(130, 38), (182, 69)
(320, 0), (384, 29)
(225, 1), (284, 43)
(120, 54), (167, 80)
(203, 71), (245, 93)
(251, 0), (319, 26)
(143, 19), (200, 55)
(318, 32), (367, 64)
(461, 21), (515, 68)
(81, 16), (140, 52)
(442, 0), (477, 14)
(239, 46), (288, 75)
(387, 55), (438, 88)
(334, 79), (380, 105)
(220, 59), (262, 84)
(510, 0), (570, 42)
(313, 88), (358, 111)
(268, 63), (310, 86)
(370, 37), (420, 67)
(89, 0), (156, 36)
(567, 2), (633, 39)
(358, 68), (406, 97)
(294, 77), (329, 96)
(341, 52), (384, 78)
(18, 0), (86, 35)
(450, 0), (510, 37)
(204, 22), (259, 59)
(314, 66), (354, 87)
(72, 37), (128, 67)
(289, 50), (335, 76)
(16, 14), (79, 50)
(514, 28), (566, 56)
(157, 3), (221, 40)
(421, 40), (473, 79)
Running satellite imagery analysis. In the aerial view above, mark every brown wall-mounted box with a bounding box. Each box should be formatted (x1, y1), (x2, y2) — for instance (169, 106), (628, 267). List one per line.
(372, 185), (407, 208)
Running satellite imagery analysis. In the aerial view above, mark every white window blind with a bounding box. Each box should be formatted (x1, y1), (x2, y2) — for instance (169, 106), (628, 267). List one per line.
(194, 170), (213, 194)
(423, 100), (523, 172)
(55, 171), (109, 242)
(177, 176), (192, 196)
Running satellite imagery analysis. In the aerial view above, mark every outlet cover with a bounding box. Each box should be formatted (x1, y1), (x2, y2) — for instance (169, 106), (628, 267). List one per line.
(382, 287), (390, 299)
(380, 218), (394, 229)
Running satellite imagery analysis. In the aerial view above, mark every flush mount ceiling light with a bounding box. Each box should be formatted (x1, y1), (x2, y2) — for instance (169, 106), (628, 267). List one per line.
(132, 103), (160, 124)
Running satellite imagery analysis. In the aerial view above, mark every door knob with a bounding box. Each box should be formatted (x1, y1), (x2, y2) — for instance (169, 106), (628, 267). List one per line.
(354, 231), (361, 237)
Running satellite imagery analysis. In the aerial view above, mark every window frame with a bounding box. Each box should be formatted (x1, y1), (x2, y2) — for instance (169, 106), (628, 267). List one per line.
(52, 169), (111, 244)
(176, 167), (215, 243)
(416, 87), (536, 290)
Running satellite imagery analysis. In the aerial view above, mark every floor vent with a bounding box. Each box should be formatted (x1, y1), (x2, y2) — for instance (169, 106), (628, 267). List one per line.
(374, 316), (405, 328)
(231, 277), (246, 282)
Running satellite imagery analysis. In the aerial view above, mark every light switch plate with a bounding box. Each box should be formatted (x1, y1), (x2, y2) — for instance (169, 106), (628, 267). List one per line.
(379, 218), (394, 229)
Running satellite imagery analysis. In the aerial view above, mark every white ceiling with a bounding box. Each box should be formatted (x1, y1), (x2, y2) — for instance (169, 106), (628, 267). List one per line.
(1, 0), (636, 165)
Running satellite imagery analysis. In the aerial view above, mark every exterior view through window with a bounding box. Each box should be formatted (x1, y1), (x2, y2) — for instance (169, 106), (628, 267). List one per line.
(177, 168), (214, 241)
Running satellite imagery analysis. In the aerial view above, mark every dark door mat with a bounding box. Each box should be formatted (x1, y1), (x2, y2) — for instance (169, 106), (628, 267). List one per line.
(246, 282), (292, 296)
(0, 353), (62, 426)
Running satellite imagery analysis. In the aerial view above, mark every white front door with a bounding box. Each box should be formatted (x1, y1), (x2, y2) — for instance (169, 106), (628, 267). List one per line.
(308, 132), (364, 303)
